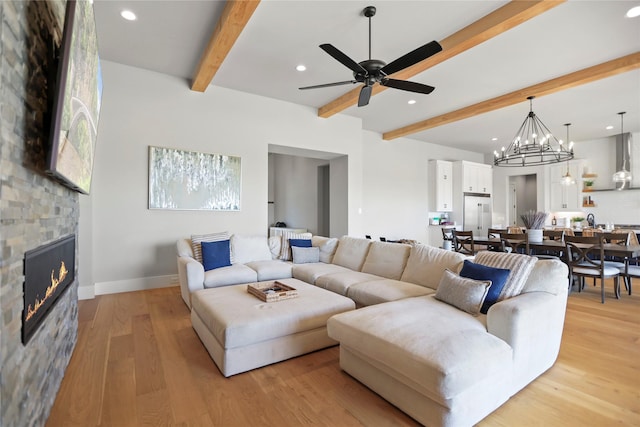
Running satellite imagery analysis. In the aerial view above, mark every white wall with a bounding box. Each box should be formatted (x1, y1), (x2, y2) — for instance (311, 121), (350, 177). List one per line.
(360, 131), (483, 243)
(84, 60), (363, 295)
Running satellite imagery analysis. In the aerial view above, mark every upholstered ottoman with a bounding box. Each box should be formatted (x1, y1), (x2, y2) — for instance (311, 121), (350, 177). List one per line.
(191, 278), (355, 377)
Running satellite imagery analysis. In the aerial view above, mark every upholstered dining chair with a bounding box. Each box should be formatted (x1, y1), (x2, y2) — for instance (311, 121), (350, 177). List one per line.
(564, 235), (621, 303)
(506, 226), (524, 234)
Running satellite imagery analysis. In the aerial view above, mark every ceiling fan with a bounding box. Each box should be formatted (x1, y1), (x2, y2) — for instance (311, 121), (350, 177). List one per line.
(299, 5), (443, 107)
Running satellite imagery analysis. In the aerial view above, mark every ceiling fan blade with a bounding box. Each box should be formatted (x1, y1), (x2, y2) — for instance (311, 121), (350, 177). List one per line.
(358, 85), (373, 107)
(381, 78), (435, 95)
(320, 44), (367, 75)
(299, 80), (358, 90)
(380, 41), (442, 76)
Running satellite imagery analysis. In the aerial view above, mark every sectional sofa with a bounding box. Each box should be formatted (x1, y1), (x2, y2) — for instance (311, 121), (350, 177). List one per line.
(176, 233), (569, 427)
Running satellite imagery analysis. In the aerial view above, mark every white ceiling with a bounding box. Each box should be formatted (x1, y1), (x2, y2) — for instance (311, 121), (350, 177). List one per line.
(93, 0), (640, 155)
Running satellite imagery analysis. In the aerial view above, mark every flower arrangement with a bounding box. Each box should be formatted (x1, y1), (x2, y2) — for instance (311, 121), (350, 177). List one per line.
(520, 211), (548, 229)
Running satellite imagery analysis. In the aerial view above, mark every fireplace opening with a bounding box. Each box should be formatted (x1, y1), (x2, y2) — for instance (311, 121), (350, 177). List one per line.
(23, 235), (76, 344)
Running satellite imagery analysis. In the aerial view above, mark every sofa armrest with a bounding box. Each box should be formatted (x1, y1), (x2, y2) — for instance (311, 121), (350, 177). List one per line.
(487, 289), (568, 392)
(177, 256), (205, 309)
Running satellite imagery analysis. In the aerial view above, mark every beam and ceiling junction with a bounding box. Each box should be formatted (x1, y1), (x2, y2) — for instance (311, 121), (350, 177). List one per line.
(317, 0), (565, 118)
(382, 51), (640, 140)
(191, 0), (261, 92)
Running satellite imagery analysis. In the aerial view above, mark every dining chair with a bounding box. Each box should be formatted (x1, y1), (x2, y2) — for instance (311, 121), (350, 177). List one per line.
(538, 229), (565, 258)
(564, 235), (621, 303)
(499, 232), (529, 255)
(452, 230), (487, 255)
(487, 228), (505, 239)
(507, 226), (524, 234)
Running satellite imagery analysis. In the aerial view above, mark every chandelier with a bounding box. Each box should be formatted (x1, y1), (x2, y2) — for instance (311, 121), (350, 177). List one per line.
(612, 111), (632, 188)
(560, 123), (575, 186)
(494, 96), (574, 167)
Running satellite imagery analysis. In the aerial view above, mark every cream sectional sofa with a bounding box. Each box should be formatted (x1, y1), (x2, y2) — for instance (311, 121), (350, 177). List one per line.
(177, 234), (569, 427)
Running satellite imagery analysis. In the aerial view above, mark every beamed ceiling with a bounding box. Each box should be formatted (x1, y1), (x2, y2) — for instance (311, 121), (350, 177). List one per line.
(95, 0), (640, 154)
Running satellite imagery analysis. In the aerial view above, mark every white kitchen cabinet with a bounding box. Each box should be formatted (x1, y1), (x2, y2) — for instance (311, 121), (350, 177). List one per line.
(459, 161), (492, 194)
(429, 160), (453, 212)
(549, 161), (581, 211)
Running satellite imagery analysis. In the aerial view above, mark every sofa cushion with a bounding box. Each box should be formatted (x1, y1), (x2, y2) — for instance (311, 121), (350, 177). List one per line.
(435, 269), (491, 316)
(203, 264), (257, 288)
(268, 236), (282, 259)
(459, 260), (510, 314)
(520, 258), (568, 295)
(230, 235), (273, 265)
(400, 244), (467, 290)
(327, 296), (513, 402)
(315, 271), (380, 296)
(244, 260), (292, 281)
(347, 279), (434, 307)
(312, 236), (339, 263)
(331, 236), (372, 271)
(361, 241), (411, 280)
(473, 251), (537, 300)
(292, 246), (320, 264)
(292, 262), (352, 285)
(279, 231), (313, 261)
(191, 231), (230, 263)
(201, 240), (232, 271)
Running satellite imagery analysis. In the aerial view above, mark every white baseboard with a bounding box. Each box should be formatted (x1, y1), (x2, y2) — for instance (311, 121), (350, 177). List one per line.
(78, 275), (178, 300)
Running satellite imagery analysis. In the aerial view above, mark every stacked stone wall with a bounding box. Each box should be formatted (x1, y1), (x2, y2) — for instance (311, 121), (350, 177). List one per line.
(0, 1), (79, 426)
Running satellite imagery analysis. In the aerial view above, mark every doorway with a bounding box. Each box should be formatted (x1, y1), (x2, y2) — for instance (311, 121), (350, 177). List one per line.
(508, 174), (537, 227)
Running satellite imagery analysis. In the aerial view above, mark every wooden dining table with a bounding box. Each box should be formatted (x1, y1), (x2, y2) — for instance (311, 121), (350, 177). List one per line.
(472, 237), (640, 259)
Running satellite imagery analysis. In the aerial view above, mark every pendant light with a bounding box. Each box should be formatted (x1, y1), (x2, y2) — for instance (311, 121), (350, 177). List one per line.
(494, 96), (574, 167)
(560, 123), (575, 186)
(612, 111), (632, 188)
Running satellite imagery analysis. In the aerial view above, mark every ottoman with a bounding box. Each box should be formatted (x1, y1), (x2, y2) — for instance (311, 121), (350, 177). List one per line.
(191, 278), (355, 377)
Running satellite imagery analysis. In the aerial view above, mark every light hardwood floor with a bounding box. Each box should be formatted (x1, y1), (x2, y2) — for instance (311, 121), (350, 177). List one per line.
(46, 281), (639, 426)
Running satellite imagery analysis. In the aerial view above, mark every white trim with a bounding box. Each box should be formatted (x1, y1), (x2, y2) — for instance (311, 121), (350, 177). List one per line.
(77, 285), (95, 300)
(79, 275), (178, 299)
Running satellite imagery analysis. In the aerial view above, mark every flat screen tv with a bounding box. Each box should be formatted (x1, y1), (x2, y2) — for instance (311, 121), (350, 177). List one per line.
(46, 0), (102, 194)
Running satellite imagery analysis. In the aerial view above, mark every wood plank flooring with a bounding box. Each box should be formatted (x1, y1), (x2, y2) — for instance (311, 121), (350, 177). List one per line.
(46, 282), (639, 426)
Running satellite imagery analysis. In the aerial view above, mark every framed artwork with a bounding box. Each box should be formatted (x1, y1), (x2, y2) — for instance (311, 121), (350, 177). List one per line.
(46, 0), (103, 194)
(148, 146), (241, 210)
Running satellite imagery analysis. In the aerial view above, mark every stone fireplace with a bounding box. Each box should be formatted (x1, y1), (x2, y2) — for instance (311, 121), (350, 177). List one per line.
(1, 1), (79, 426)
(23, 235), (76, 344)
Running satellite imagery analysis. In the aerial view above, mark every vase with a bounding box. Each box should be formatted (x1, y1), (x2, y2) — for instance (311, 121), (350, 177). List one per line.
(528, 228), (543, 243)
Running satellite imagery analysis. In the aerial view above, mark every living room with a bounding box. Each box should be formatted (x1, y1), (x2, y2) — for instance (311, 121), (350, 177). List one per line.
(1, 1), (639, 426)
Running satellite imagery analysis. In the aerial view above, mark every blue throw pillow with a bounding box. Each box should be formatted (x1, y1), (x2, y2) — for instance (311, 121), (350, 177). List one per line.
(459, 259), (511, 314)
(201, 240), (231, 271)
(289, 238), (312, 248)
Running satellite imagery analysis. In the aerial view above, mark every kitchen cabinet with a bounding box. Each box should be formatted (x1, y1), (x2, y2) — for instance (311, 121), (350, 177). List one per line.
(429, 160), (453, 212)
(458, 161), (492, 194)
(549, 161), (581, 211)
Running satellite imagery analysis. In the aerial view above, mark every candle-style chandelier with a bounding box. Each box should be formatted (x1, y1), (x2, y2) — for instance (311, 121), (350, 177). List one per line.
(494, 96), (574, 167)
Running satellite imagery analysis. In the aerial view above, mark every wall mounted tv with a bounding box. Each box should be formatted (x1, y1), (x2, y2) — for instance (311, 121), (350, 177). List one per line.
(46, 0), (102, 194)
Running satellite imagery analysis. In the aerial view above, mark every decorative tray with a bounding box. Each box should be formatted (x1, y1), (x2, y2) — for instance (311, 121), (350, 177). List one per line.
(247, 281), (298, 302)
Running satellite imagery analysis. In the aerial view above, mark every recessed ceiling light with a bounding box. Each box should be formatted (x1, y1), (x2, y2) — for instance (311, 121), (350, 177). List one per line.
(626, 5), (640, 18)
(407, 99), (416, 105)
(491, 137), (498, 141)
(606, 125), (614, 130)
(120, 10), (137, 21)
(296, 65), (306, 72)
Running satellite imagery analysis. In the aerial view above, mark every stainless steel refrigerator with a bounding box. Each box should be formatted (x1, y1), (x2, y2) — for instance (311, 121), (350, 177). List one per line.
(463, 193), (492, 238)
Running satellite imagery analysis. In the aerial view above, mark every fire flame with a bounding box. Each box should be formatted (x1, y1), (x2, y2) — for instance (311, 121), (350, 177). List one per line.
(25, 261), (67, 321)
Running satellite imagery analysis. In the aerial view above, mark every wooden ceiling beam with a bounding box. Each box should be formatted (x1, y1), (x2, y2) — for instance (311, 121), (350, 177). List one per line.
(382, 52), (640, 141)
(317, 0), (565, 118)
(191, 0), (260, 92)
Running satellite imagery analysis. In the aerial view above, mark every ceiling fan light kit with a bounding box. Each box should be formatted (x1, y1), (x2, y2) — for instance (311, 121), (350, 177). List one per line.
(494, 96), (574, 167)
(299, 5), (442, 107)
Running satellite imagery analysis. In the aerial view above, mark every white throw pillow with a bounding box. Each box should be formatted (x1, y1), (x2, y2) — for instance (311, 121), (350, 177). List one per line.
(230, 235), (273, 265)
(435, 269), (491, 316)
(190, 231), (230, 264)
(292, 246), (320, 264)
(473, 251), (537, 300)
